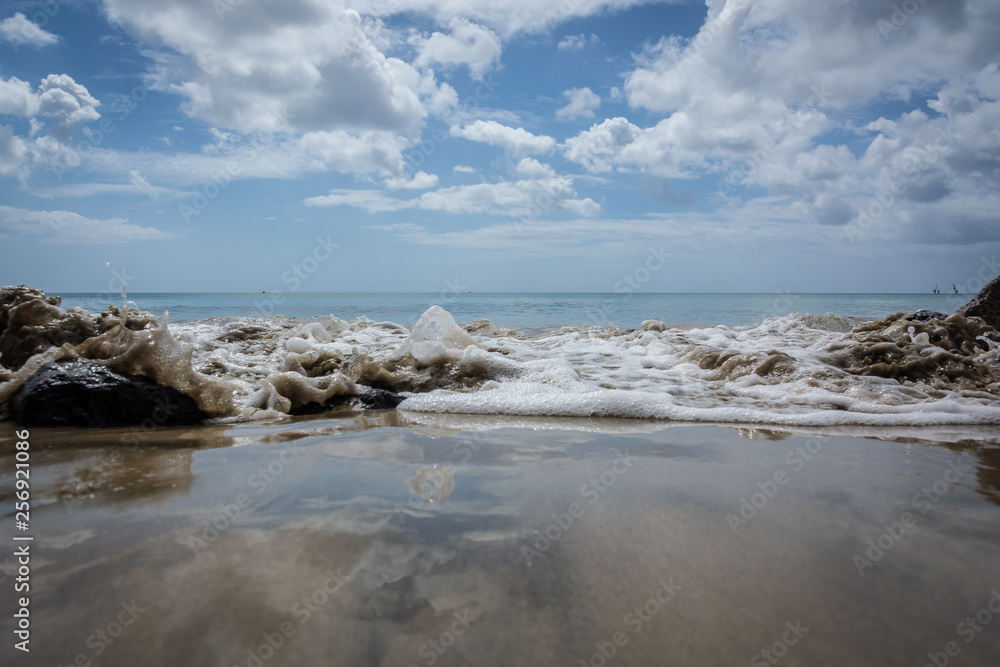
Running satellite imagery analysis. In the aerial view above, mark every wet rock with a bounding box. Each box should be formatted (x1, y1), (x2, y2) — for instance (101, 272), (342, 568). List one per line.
(956, 273), (1000, 331)
(825, 312), (1000, 390)
(10, 358), (206, 428)
(905, 310), (948, 322)
(294, 387), (404, 415)
(354, 387), (405, 410)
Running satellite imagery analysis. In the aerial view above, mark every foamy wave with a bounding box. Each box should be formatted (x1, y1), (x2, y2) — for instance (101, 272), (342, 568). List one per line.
(2, 286), (999, 427)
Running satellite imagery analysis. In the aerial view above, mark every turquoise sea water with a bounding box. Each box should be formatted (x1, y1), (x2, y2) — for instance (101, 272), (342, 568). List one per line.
(56, 291), (974, 329)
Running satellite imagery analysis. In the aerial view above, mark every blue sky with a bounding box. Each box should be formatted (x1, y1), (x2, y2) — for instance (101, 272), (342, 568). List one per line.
(0, 0), (998, 294)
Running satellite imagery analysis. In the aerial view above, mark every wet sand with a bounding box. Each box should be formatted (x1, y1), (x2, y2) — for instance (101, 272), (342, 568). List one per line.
(3, 415), (1000, 666)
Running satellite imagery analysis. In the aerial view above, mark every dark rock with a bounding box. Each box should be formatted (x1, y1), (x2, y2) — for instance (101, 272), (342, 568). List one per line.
(956, 273), (1000, 331)
(10, 358), (206, 427)
(906, 310), (947, 322)
(292, 387), (404, 416)
(354, 387), (405, 410)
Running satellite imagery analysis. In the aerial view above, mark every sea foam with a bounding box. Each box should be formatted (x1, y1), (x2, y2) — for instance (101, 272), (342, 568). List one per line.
(1, 286), (999, 427)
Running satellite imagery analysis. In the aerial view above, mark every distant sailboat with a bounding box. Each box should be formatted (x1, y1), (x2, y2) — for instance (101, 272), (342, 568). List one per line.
(953, 284), (959, 295)
(933, 284), (939, 294)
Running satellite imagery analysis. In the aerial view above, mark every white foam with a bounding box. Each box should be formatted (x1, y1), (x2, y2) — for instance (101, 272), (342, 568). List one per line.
(389, 310), (1000, 426)
(391, 305), (479, 366)
(23, 303), (994, 427)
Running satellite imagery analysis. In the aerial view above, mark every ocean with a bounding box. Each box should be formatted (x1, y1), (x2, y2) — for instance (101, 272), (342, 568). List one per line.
(56, 291), (974, 329)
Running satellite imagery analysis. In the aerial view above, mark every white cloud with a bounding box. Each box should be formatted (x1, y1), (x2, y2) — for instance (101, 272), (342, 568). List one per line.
(364, 208), (801, 254)
(513, 157), (556, 180)
(545, 0), (1000, 243)
(422, 177), (599, 217)
(625, 0), (1000, 113)
(36, 74), (101, 133)
(302, 189), (411, 213)
(129, 170), (159, 199)
(557, 33), (598, 51)
(450, 120), (555, 157)
(562, 117), (641, 173)
(453, 165), (477, 174)
(384, 170), (439, 190)
(0, 0), (662, 190)
(0, 125), (28, 177)
(0, 74), (100, 130)
(0, 73), (101, 180)
(73, 128), (416, 187)
(353, 0), (654, 39)
(30, 181), (186, 199)
(306, 166), (599, 218)
(0, 205), (172, 243)
(102, 1), (662, 133)
(555, 87), (601, 120)
(0, 13), (59, 48)
(297, 129), (411, 177)
(0, 76), (40, 117)
(103, 0), (438, 134)
(412, 18), (502, 80)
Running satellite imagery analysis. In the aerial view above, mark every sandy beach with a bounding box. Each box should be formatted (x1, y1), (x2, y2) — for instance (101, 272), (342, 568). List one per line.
(4, 414), (999, 666)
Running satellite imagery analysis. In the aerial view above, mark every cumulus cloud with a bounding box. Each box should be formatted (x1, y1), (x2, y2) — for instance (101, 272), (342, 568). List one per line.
(513, 157), (556, 180)
(36, 74), (102, 136)
(0, 13), (59, 48)
(0, 125), (28, 177)
(412, 18), (502, 80)
(549, 0), (1000, 243)
(0, 73), (101, 131)
(103, 0), (656, 130)
(103, 0), (434, 134)
(562, 117), (641, 172)
(450, 120), (555, 157)
(0, 73), (101, 180)
(0, 76), (39, 117)
(0, 205), (172, 243)
(625, 0), (999, 112)
(0, 0), (661, 190)
(555, 87), (601, 120)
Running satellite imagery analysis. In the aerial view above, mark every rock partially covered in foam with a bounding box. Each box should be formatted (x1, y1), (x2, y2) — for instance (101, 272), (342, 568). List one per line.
(905, 310), (947, 322)
(391, 305), (479, 366)
(825, 312), (999, 390)
(248, 370), (403, 415)
(10, 358), (206, 427)
(957, 273), (1000, 331)
(0, 285), (97, 370)
(642, 319), (667, 332)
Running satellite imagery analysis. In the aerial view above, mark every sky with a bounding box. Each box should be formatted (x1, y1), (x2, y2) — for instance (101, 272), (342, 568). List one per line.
(0, 0), (998, 294)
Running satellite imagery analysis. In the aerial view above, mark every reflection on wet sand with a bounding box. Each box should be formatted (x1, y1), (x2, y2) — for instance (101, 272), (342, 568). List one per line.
(2, 416), (1000, 666)
(970, 445), (1000, 506)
